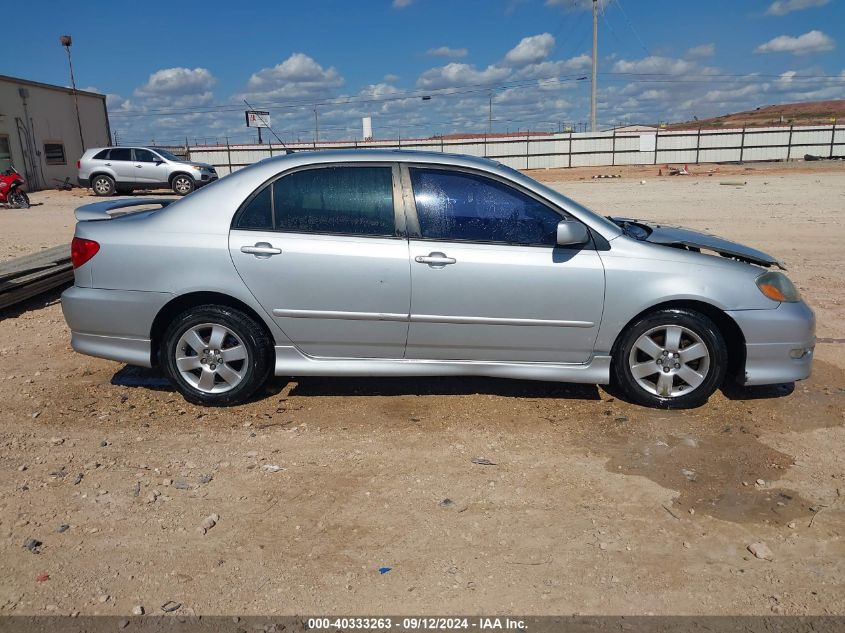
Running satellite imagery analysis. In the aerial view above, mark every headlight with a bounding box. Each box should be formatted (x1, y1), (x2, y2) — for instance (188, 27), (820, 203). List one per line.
(756, 271), (801, 303)
(190, 164), (203, 170)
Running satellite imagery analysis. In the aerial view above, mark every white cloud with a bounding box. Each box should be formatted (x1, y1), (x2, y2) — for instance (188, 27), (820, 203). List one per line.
(513, 54), (592, 79)
(383, 73), (400, 82)
(612, 56), (699, 75)
(755, 30), (835, 55)
(416, 63), (510, 90)
(686, 43), (715, 59)
(135, 67), (216, 97)
(392, 0), (412, 8)
(427, 46), (469, 58)
(545, 0), (592, 10)
(766, 0), (829, 16)
(505, 33), (555, 66)
(241, 53), (344, 100)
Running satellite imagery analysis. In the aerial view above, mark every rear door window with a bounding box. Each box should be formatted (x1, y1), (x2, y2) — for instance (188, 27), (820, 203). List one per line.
(109, 148), (131, 162)
(93, 149), (110, 160)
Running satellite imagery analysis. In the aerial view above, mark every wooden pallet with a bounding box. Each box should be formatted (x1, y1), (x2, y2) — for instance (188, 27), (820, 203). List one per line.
(0, 245), (73, 311)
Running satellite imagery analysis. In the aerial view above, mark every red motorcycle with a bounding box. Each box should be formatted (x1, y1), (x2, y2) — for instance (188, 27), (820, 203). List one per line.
(0, 166), (30, 208)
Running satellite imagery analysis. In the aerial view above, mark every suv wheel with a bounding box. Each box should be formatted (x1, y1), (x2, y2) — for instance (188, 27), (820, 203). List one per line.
(171, 174), (195, 196)
(92, 174), (116, 196)
(612, 308), (727, 409)
(160, 305), (273, 406)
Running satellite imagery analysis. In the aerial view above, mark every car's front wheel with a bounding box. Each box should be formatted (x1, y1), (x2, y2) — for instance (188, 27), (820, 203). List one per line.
(612, 308), (727, 409)
(160, 305), (273, 406)
(171, 174), (195, 196)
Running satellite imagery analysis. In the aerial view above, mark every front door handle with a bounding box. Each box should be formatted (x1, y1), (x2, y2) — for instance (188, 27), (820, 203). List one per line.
(241, 242), (282, 258)
(415, 252), (456, 266)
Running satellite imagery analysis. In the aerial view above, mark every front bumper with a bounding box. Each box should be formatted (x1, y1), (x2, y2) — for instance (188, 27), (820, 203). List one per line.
(727, 301), (815, 386)
(61, 286), (173, 367)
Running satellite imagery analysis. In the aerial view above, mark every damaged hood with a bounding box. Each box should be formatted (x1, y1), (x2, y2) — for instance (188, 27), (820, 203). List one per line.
(610, 217), (785, 269)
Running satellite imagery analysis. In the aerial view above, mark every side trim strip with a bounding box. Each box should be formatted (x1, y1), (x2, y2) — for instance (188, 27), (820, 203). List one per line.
(411, 314), (595, 328)
(273, 309), (408, 322)
(272, 309), (594, 328)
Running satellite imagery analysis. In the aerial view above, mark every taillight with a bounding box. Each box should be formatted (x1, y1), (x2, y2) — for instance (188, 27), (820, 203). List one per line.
(76, 160), (80, 169)
(71, 237), (100, 269)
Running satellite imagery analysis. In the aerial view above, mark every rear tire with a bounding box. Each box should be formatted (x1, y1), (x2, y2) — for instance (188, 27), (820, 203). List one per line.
(160, 305), (273, 406)
(612, 308), (727, 409)
(8, 190), (29, 208)
(171, 174), (195, 196)
(92, 174), (115, 196)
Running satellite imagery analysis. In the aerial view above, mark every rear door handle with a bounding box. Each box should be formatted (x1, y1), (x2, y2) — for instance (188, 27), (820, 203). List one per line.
(241, 242), (282, 258)
(415, 252), (456, 266)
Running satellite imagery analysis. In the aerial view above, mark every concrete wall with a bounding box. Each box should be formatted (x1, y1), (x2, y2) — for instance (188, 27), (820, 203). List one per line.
(188, 124), (845, 177)
(0, 75), (110, 190)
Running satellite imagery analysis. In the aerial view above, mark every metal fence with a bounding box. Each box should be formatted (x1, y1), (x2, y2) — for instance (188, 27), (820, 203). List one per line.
(186, 124), (844, 176)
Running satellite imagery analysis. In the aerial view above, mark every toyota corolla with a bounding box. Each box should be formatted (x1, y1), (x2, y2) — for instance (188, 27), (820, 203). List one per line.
(61, 150), (815, 408)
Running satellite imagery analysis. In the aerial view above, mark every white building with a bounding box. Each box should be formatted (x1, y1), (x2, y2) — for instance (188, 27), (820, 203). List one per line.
(0, 75), (110, 190)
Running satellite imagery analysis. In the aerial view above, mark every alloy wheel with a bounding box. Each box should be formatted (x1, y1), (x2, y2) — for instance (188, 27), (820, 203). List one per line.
(175, 323), (249, 394)
(173, 176), (193, 194)
(628, 324), (711, 398)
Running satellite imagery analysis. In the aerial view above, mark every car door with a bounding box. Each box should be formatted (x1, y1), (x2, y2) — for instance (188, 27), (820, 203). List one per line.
(133, 148), (169, 186)
(403, 165), (605, 364)
(229, 163), (411, 358)
(102, 147), (137, 185)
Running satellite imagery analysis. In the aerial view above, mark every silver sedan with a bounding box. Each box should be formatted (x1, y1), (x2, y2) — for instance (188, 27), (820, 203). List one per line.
(61, 150), (815, 408)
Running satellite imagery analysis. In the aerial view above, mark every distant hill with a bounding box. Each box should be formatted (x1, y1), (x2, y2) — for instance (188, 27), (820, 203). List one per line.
(667, 100), (845, 130)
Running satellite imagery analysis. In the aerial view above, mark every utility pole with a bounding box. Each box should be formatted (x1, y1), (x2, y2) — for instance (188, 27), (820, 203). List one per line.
(488, 92), (493, 137)
(590, 0), (598, 133)
(313, 108), (319, 146)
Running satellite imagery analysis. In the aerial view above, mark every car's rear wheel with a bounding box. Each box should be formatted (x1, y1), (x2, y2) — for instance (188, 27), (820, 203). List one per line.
(171, 174), (195, 196)
(160, 305), (273, 406)
(92, 175), (115, 196)
(612, 308), (727, 409)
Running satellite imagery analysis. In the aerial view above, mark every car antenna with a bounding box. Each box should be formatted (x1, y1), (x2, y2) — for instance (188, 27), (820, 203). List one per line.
(242, 99), (290, 152)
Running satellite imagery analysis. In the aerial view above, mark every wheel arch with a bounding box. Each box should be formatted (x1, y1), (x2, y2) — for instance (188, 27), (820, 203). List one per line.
(89, 171), (115, 184)
(610, 299), (746, 381)
(149, 291), (275, 367)
(168, 171), (196, 185)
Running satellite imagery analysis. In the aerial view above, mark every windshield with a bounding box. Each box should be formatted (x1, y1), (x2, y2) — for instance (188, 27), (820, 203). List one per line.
(151, 148), (184, 162)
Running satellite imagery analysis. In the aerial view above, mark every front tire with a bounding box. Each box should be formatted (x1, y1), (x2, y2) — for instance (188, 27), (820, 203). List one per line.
(160, 305), (273, 406)
(171, 174), (195, 196)
(91, 174), (115, 196)
(612, 308), (727, 409)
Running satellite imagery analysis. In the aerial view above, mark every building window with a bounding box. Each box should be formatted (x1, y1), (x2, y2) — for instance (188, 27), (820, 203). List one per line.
(44, 143), (67, 166)
(0, 135), (11, 173)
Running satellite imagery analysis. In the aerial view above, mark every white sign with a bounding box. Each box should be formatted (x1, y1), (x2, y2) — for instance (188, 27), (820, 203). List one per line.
(245, 110), (271, 129)
(639, 133), (656, 152)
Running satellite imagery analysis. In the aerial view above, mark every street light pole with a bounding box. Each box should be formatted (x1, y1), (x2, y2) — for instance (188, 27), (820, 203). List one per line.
(590, 0), (598, 133)
(60, 35), (86, 151)
(313, 108), (319, 146)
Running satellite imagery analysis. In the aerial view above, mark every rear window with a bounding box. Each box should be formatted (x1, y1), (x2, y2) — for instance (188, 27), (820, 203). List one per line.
(93, 149), (110, 160)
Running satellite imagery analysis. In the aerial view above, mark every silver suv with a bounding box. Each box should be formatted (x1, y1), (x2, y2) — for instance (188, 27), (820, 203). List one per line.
(77, 146), (217, 196)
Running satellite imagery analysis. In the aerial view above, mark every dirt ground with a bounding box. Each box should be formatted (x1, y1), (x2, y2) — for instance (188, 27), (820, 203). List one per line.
(0, 161), (843, 617)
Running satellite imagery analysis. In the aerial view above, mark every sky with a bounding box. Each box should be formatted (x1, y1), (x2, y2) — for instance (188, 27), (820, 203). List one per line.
(3, 0), (844, 145)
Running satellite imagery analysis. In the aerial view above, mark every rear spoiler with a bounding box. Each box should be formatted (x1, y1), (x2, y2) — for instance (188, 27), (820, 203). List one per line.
(74, 198), (177, 221)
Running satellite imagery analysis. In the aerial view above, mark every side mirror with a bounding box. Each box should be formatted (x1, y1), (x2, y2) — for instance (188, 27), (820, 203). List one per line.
(556, 219), (589, 247)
